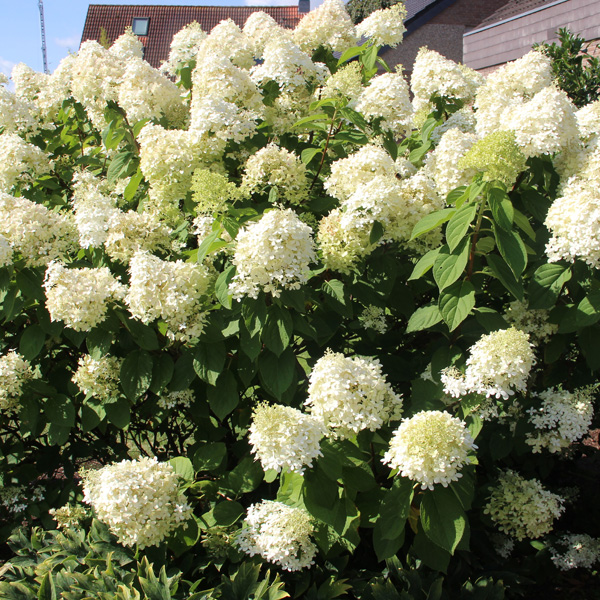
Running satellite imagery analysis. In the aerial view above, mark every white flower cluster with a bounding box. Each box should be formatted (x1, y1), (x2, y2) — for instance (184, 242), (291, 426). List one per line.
(196, 19), (254, 70)
(157, 389), (194, 410)
(503, 301), (557, 344)
(430, 107), (477, 144)
(0, 192), (77, 267)
(104, 209), (172, 264)
(0, 133), (51, 192)
(72, 355), (123, 403)
(71, 170), (118, 249)
(109, 29), (144, 60)
(474, 51), (578, 157)
(243, 11), (289, 57)
(441, 328), (535, 400)
(325, 144), (397, 202)
(356, 71), (413, 135)
(229, 209), (316, 299)
(545, 178), (600, 268)
(293, 0), (356, 54)
(161, 21), (207, 76)
(526, 387), (595, 453)
(356, 3), (407, 47)
(0, 78), (36, 134)
(126, 252), (212, 342)
(551, 533), (600, 571)
(319, 62), (363, 107)
(359, 305), (388, 334)
(425, 128), (477, 197)
(411, 48), (483, 111)
(0, 351), (36, 415)
(82, 457), (192, 549)
(306, 350), (402, 438)
(0, 485), (44, 514)
(0, 235), (13, 268)
(44, 262), (126, 332)
(249, 403), (327, 474)
(241, 144), (309, 205)
(49, 503), (90, 530)
(484, 470), (564, 540)
(576, 99), (600, 142)
(251, 37), (328, 94)
(236, 500), (317, 571)
(382, 410), (476, 490)
(118, 57), (188, 127)
(138, 123), (224, 205)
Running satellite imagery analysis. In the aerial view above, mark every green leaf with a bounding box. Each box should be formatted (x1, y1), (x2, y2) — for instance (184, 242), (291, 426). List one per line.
(207, 370), (238, 420)
(528, 263), (571, 309)
(293, 113), (330, 127)
(105, 400), (131, 429)
(242, 296), (267, 337)
(412, 529), (451, 573)
(169, 457), (195, 482)
(577, 290), (600, 328)
(149, 354), (174, 395)
(213, 501), (244, 526)
(123, 168), (144, 202)
(474, 307), (508, 332)
(43, 395), (75, 428)
(215, 265), (235, 309)
(433, 238), (470, 291)
(439, 280), (476, 331)
(107, 150), (135, 184)
(408, 247), (441, 281)
(513, 208), (536, 241)
(19, 325), (45, 361)
(493, 224), (527, 276)
(488, 187), (514, 231)
(224, 458), (264, 495)
(322, 279), (352, 317)
(337, 44), (365, 66)
(370, 220), (384, 245)
(193, 342), (226, 386)
(445, 203), (477, 252)
(420, 486), (467, 554)
(259, 348), (296, 400)
(262, 306), (293, 357)
(301, 147), (321, 164)
(86, 328), (113, 359)
(193, 442), (226, 472)
(120, 350), (153, 401)
(446, 185), (468, 207)
(373, 479), (414, 561)
(486, 254), (524, 301)
(122, 317), (159, 351)
(38, 572), (57, 600)
(410, 208), (456, 241)
(406, 304), (442, 333)
(339, 107), (368, 131)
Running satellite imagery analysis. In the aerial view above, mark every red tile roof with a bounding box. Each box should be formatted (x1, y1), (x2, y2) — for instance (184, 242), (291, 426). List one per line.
(81, 4), (303, 69)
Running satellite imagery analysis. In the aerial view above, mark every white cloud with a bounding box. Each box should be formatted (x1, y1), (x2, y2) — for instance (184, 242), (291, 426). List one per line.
(0, 57), (16, 77)
(54, 35), (80, 49)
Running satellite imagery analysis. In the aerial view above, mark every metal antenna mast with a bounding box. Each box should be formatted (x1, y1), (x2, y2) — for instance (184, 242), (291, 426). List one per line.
(38, 0), (49, 74)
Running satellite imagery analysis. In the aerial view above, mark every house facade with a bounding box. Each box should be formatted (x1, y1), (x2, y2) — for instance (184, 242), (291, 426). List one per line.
(463, 0), (600, 74)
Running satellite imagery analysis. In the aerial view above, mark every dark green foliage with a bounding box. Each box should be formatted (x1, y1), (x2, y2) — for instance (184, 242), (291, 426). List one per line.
(534, 28), (600, 108)
(345, 0), (402, 24)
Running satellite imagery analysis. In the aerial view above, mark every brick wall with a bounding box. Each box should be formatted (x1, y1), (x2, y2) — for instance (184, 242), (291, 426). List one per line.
(429, 0), (510, 29)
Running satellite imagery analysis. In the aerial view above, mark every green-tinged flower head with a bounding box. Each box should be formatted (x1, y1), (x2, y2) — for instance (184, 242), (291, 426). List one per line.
(458, 130), (526, 187)
(191, 168), (239, 215)
(382, 410), (476, 490)
(484, 469), (564, 540)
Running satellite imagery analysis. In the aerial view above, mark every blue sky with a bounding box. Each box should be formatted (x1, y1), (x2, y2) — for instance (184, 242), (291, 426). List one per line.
(1, 0), (324, 80)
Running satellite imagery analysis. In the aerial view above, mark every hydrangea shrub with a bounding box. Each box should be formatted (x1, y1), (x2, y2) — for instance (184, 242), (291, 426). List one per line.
(0, 2), (599, 597)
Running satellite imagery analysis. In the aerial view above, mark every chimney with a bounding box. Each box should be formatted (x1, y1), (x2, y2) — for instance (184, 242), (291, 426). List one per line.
(299, 0), (310, 13)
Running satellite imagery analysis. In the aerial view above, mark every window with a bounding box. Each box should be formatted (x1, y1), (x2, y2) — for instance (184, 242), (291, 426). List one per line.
(131, 17), (149, 36)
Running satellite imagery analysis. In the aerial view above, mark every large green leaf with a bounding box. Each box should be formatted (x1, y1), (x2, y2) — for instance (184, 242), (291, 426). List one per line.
(262, 306), (293, 357)
(486, 255), (524, 301)
(406, 304), (442, 333)
(120, 350), (153, 401)
(410, 208), (456, 241)
(488, 187), (514, 231)
(528, 262), (571, 309)
(420, 485), (467, 554)
(433, 239), (470, 291)
(193, 342), (226, 386)
(258, 348), (296, 400)
(207, 370), (239, 420)
(445, 203), (477, 252)
(493, 224), (527, 276)
(438, 280), (475, 331)
(408, 247), (441, 281)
